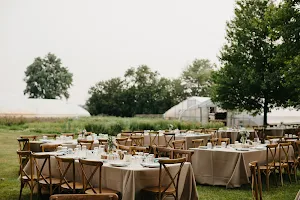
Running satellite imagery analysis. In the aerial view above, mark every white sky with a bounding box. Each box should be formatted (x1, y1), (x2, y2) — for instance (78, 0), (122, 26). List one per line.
(0, 0), (235, 105)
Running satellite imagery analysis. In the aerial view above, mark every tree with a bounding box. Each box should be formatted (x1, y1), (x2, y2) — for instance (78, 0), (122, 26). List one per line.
(211, 0), (291, 125)
(24, 53), (73, 99)
(181, 59), (215, 97)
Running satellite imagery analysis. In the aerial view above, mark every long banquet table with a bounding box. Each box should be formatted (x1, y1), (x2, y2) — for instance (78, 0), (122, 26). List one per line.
(25, 154), (199, 200)
(190, 145), (293, 188)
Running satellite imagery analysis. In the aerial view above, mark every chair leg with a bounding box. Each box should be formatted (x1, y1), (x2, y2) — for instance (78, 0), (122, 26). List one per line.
(19, 182), (24, 200)
(279, 167), (283, 186)
(266, 173), (269, 191)
(287, 166), (292, 184)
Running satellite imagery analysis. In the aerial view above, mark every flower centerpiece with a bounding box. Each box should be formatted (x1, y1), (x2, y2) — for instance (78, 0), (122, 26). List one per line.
(107, 135), (114, 153)
(240, 130), (250, 144)
(168, 124), (174, 131)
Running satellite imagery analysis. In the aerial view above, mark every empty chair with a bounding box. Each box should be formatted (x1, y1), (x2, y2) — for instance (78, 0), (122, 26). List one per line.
(42, 134), (58, 139)
(155, 147), (173, 159)
(130, 135), (144, 146)
(40, 143), (60, 152)
(78, 139), (94, 150)
(115, 138), (129, 146)
(61, 133), (75, 138)
(129, 146), (148, 155)
(17, 138), (30, 151)
(56, 156), (83, 193)
(163, 132), (176, 148)
(172, 149), (194, 163)
(209, 138), (219, 146)
(141, 158), (186, 200)
(50, 194), (118, 200)
(98, 138), (108, 145)
(17, 150), (36, 200)
(149, 131), (161, 147)
(120, 132), (134, 138)
(79, 159), (119, 196)
(249, 161), (262, 200)
(20, 135), (38, 141)
(192, 139), (205, 148)
(218, 138), (230, 145)
(32, 153), (61, 197)
(172, 140), (185, 150)
(276, 142), (292, 186)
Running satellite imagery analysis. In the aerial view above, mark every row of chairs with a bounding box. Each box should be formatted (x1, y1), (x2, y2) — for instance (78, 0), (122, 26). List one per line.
(18, 150), (187, 200)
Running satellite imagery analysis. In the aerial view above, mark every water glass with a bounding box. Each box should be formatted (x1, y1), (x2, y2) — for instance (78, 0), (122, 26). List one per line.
(221, 142), (226, 148)
(207, 142), (212, 149)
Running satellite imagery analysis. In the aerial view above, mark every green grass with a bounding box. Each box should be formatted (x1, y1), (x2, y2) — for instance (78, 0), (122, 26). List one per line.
(0, 117), (299, 200)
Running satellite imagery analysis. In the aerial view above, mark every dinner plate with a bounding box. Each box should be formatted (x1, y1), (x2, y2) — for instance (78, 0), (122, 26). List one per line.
(235, 148), (250, 151)
(110, 162), (130, 167)
(198, 146), (208, 149)
(141, 163), (160, 168)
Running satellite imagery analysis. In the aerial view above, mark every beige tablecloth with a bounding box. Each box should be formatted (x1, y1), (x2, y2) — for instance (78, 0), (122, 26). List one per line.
(25, 155), (198, 200)
(190, 146), (293, 188)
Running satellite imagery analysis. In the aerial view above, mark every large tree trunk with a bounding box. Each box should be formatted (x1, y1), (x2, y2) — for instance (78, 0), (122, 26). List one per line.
(263, 101), (268, 126)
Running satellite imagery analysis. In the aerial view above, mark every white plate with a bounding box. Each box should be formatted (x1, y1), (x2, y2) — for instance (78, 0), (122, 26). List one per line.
(235, 148), (250, 151)
(141, 163), (160, 168)
(198, 146), (208, 149)
(110, 162), (130, 167)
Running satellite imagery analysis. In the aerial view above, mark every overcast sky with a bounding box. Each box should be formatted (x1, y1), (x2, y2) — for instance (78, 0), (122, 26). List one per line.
(0, 0), (236, 105)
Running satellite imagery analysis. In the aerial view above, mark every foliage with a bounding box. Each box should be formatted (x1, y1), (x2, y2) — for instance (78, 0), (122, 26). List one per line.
(23, 53), (73, 99)
(181, 59), (215, 97)
(211, 0), (300, 125)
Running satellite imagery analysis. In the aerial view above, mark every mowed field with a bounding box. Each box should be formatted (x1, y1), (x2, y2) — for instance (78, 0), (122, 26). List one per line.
(0, 117), (299, 200)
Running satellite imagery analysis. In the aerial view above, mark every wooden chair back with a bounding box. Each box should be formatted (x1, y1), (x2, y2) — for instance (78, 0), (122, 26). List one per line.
(266, 136), (283, 141)
(17, 150), (35, 200)
(172, 140), (185, 150)
(50, 194), (118, 200)
(31, 153), (55, 195)
(129, 146), (148, 155)
(295, 141), (300, 159)
(130, 135), (144, 146)
(209, 138), (219, 146)
(43, 134), (58, 139)
(84, 132), (92, 136)
(41, 144), (60, 152)
(79, 159), (103, 194)
(249, 161), (262, 200)
(20, 135), (37, 141)
(158, 158), (186, 200)
(56, 156), (76, 193)
(61, 133), (75, 138)
(155, 147), (173, 159)
(117, 145), (130, 152)
(163, 133), (175, 148)
(98, 139), (108, 145)
(78, 139), (94, 150)
(133, 131), (144, 136)
(192, 139), (204, 148)
(120, 132), (134, 138)
(219, 138), (230, 145)
(278, 142), (291, 164)
(115, 138), (128, 146)
(266, 144), (278, 167)
(149, 131), (160, 147)
(18, 138), (30, 151)
(172, 149), (194, 163)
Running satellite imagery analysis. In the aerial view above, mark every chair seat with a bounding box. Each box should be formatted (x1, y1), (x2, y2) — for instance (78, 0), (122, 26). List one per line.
(39, 177), (61, 185)
(22, 175), (40, 180)
(142, 186), (176, 194)
(61, 181), (84, 189)
(259, 165), (275, 170)
(274, 162), (288, 167)
(85, 187), (119, 194)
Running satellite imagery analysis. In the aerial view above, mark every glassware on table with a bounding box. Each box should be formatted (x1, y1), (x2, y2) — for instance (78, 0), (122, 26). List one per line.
(207, 142), (212, 149)
(74, 148), (79, 158)
(67, 148), (73, 154)
(221, 142), (226, 148)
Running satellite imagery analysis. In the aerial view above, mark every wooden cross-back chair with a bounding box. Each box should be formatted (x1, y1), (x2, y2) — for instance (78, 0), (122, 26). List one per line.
(61, 133), (75, 138)
(18, 138), (30, 151)
(79, 159), (119, 196)
(84, 132), (93, 136)
(50, 194), (119, 200)
(192, 139), (204, 148)
(78, 139), (94, 150)
(129, 146), (148, 155)
(43, 134), (58, 139)
(31, 153), (61, 197)
(20, 135), (38, 141)
(17, 150), (36, 200)
(164, 133), (176, 148)
(249, 161), (262, 200)
(155, 147), (173, 159)
(276, 143), (292, 186)
(130, 135), (144, 146)
(133, 130), (144, 136)
(172, 149), (194, 163)
(266, 136), (283, 141)
(259, 144), (278, 190)
(141, 158), (186, 200)
(172, 140), (185, 150)
(41, 144), (60, 152)
(209, 138), (219, 146)
(56, 156), (83, 194)
(120, 132), (134, 138)
(218, 138), (230, 145)
(98, 138), (108, 145)
(149, 131), (160, 147)
(115, 137), (129, 146)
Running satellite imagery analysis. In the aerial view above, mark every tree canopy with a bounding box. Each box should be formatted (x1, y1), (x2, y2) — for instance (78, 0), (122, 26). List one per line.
(211, 0), (300, 125)
(24, 53), (73, 99)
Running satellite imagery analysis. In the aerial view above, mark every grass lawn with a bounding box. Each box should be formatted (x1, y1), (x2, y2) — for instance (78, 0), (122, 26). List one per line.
(0, 128), (299, 200)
